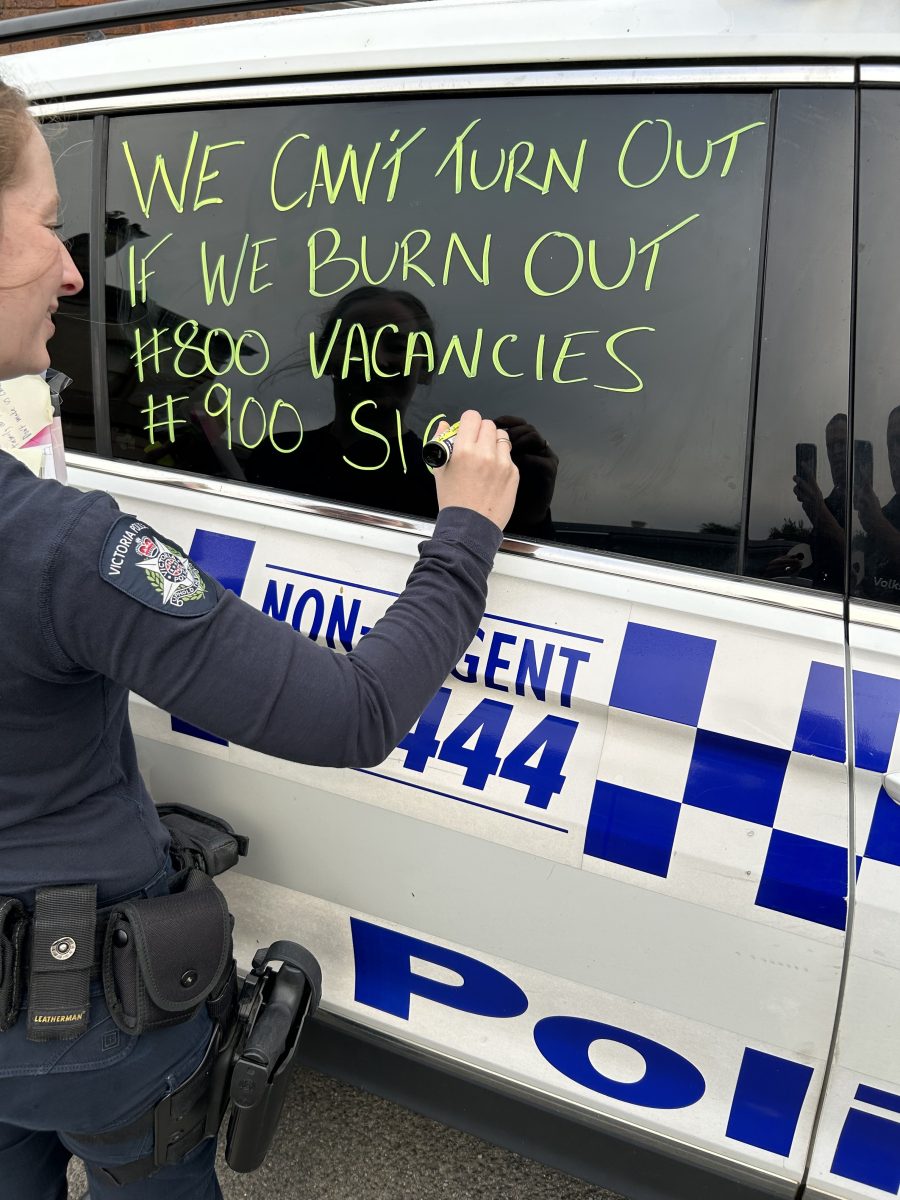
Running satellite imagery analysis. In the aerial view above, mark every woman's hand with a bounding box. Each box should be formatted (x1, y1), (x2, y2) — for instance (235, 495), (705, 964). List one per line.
(434, 409), (519, 531)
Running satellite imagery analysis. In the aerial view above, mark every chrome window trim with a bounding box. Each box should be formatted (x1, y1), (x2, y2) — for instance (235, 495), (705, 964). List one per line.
(33, 62), (854, 117)
(860, 64), (900, 83)
(68, 452), (844, 619)
(849, 600), (900, 633)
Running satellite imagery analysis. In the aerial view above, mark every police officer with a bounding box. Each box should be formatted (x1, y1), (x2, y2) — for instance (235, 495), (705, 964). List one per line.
(0, 79), (518, 1200)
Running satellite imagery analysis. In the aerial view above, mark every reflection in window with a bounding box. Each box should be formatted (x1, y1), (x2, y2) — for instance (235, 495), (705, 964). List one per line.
(745, 91), (854, 594)
(104, 93), (771, 569)
(853, 92), (900, 606)
(242, 286), (558, 537)
(46, 120), (95, 453)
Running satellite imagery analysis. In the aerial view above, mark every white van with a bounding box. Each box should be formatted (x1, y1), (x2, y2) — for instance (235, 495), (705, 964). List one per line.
(5, 2), (900, 1197)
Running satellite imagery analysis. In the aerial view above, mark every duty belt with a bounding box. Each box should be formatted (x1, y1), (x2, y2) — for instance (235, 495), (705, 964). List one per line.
(0, 885), (105, 1040)
(0, 802), (250, 1042)
(0, 804), (322, 1184)
(1, 869), (235, 1043)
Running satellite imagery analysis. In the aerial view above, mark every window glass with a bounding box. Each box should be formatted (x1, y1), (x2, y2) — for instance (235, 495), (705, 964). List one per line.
(852, 91), (900, 606)
(47, 119), (95, 453)
(745, 90), (854, 592)
(105, 93), (770, 567)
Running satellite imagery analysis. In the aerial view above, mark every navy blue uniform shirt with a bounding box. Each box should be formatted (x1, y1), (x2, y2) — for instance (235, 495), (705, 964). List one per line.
(0, 451), (501, 907)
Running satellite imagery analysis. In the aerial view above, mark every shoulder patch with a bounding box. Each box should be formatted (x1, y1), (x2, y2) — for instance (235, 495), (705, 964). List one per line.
(99, 517), (218, 617)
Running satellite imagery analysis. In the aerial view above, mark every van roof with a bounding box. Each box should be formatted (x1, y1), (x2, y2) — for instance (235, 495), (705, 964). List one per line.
(4, 0), (898, 102)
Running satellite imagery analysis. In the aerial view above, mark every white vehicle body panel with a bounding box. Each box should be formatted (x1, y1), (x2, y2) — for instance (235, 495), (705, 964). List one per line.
(4, 0), (900, 102)
(803, 615), (900, 1200)
(69, 456), (847, 1191)
(5, 2), (900, 1196)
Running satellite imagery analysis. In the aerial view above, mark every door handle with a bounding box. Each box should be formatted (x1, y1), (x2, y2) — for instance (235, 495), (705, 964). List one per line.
(883, 773), (900, 805)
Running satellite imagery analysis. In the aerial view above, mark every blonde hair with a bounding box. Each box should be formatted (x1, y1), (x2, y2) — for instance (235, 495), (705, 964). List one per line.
(0, 78), (32, 195)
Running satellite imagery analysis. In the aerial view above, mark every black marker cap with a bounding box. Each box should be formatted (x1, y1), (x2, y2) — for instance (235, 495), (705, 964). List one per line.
(422, 437), (453, 468)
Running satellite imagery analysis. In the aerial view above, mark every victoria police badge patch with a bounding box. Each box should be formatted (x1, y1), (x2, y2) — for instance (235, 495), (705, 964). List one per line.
(99, 516), (218, 616)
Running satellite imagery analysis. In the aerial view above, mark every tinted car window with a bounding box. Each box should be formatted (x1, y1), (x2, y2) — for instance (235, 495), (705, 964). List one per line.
(47, 119), (95, 453)
(851, 90), (900, 606)
(744, 90), (854, 593)
(104, 93), (770, 567)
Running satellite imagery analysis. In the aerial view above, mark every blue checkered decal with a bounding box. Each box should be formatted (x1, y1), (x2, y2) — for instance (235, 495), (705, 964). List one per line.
(609, 623), (716, 726)
(585, 621), (900, 930)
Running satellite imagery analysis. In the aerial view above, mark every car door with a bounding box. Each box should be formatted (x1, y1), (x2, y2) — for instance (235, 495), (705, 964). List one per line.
(49, 67), (854, 1198)
(804, 79), (900, 1200)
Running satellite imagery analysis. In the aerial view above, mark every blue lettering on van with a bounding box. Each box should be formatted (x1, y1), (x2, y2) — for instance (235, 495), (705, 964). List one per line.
(170, 528), (256, 745)
(452, 627), (591, 707)
(350, 918), (528, 1020)
(289, 588), (324, 638)
(350, 920), (811, 1154)
(398, 690), (578, 808)
(534, 1015), (706, 1109)
(725, 1048), (813, 1156)
(831, 1086), (900, 1193)
(262, 580), (362, 650)
(265, 573), (595, 707)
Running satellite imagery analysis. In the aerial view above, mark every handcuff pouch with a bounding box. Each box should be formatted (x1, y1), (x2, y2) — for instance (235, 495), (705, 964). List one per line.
(102, 868), (232, 1036)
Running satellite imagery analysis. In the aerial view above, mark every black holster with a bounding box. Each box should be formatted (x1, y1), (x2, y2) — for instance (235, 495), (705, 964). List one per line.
(225, 940), (322, 1172)
(83, 941), (321, 1189)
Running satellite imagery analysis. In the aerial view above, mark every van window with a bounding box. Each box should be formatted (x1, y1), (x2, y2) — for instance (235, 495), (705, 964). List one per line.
(744, 89), (854, 593)
(101, 93), (771, 568)
(851, 89), (900, 606)
(50, 119), (95, 453)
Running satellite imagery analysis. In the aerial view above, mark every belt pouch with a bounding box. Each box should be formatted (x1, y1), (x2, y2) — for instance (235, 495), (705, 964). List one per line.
(0, 897), (28, 1031)
(27, 884), (96, 1042)
(103, 868), (232, 1036)
(156, 803), (249, 877)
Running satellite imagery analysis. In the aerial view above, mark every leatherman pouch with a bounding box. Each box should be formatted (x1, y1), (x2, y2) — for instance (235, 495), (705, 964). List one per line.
(0, 896), (27, 1031)
(157, 803), (249, 877)
(26, 884), (96, 1042)
(102, 869), (232, 1036)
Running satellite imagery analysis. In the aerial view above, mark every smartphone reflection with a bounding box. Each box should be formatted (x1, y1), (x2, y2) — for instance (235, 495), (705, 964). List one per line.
(855, 406), (900, 599)
(764, 413), (846, 589)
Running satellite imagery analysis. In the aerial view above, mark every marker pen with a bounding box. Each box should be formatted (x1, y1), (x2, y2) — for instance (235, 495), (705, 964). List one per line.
(422, 421), (460, 468)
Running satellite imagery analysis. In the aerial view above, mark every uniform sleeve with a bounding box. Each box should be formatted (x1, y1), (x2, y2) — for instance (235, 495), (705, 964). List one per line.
(43, 491), (502, 768)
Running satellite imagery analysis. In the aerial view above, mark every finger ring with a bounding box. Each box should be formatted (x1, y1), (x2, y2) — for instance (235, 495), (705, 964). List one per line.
(497, 433), (511, 444)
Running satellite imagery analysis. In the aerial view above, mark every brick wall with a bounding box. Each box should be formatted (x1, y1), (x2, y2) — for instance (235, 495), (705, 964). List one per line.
(0, 0), (409, 55)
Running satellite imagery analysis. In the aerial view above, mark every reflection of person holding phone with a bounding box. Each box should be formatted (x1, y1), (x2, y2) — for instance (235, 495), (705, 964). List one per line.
(856, 406), (900, 598)
(246, 285), (558, 534)
(795, 414), (847, 590)
(765, 413), (846, 588)
(246, 286), (440, 515)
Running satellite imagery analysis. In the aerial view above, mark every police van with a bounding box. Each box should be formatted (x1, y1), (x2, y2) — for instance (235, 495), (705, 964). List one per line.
(3, 1), (900, 1196)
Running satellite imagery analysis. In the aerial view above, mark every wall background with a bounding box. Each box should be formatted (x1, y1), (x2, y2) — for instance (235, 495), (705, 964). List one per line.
(0, 0), (412, 55)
